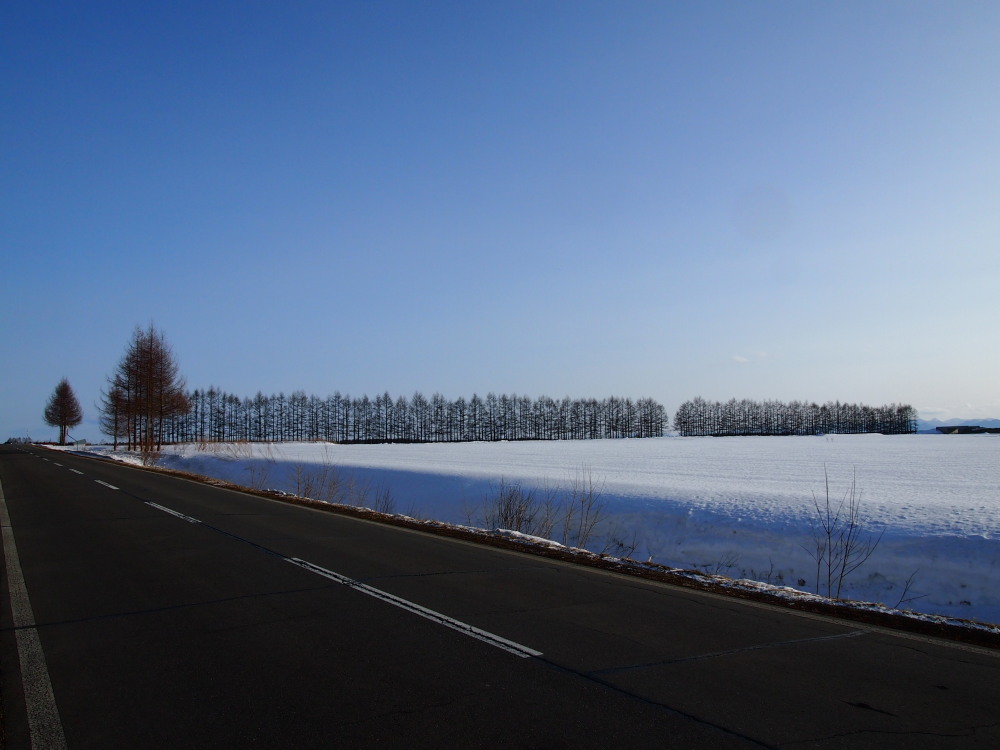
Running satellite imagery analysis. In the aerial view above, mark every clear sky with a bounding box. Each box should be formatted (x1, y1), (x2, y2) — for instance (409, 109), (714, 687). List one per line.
(3, 1), (998, 441)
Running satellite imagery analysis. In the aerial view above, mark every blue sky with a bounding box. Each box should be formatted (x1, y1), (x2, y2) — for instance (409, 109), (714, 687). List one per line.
(3, 1), (998, 440)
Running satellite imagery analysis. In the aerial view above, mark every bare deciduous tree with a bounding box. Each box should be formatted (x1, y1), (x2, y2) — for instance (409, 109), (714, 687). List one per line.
(44, 378), (83, 445)
(804, 467), (884, 599)
(564, 467), (606, 548)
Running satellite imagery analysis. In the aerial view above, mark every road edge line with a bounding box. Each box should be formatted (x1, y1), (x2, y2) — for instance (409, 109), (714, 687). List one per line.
(0, 477), (68, 750)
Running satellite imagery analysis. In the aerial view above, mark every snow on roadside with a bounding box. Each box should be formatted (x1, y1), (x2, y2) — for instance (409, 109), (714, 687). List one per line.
(66, 434), (1000, 626)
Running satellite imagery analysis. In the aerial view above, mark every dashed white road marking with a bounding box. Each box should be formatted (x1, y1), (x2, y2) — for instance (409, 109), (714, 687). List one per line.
(287, 557), (544, 658)
(140, 499), (542, 659)
(95, 480), (118, 490)
(145, 502), (201, 524)
(69, 469), (84, 475)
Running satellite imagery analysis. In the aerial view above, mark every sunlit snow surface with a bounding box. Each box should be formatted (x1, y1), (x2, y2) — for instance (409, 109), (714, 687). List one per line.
(92, 435), (1000, 625)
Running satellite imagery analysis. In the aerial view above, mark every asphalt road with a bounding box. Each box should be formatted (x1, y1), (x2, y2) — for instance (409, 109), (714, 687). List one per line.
(2, 444), (999, 749)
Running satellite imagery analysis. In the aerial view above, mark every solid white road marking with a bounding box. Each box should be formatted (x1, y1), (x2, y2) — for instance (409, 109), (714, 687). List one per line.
(95, 480), (118, 490)
(287, 557), (544, 658)
(145, 502), (201, 524)
(0, 478), (68, 749)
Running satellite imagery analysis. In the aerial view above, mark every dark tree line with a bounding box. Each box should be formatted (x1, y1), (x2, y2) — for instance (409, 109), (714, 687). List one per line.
(157, 389), (668, 444)
(673, 397), (917, 437)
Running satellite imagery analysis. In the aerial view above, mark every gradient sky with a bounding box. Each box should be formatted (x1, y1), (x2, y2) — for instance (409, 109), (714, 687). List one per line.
(3, 1), (999, 441)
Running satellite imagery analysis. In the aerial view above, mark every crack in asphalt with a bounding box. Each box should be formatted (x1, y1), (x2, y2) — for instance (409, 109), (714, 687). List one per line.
(587, 629), (867, 676)
(780, 721), (1000, 746)
(13, 584), (339, 631)
(536, 655), (777, 749)
(844, 700), (896, 717)
(362, 569), (492, 583)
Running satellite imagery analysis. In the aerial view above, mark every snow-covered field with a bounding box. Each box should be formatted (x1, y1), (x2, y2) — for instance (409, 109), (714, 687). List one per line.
(82, 434), (1000, 625)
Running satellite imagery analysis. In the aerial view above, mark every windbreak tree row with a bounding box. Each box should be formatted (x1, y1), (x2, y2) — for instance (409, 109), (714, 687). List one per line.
(159, 389), (668, 444)
(673, 397), (917, 437)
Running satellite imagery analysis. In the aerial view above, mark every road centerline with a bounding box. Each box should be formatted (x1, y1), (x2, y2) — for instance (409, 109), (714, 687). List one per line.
(131, 496), (542, 659)
(145, 501), (201, 524)
(286, 557), (543, 658)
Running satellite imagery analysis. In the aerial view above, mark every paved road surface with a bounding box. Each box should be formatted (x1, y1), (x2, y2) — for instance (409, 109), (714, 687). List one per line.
(2, 444), (998, 748)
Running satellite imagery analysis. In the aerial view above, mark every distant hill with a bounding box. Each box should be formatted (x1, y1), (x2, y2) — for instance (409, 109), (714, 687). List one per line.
(917, 418), (1000, 433)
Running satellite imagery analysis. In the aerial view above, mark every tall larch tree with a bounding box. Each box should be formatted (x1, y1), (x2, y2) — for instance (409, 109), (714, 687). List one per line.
(44, 378), (83, 445)
(100, 325), (189, 451)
